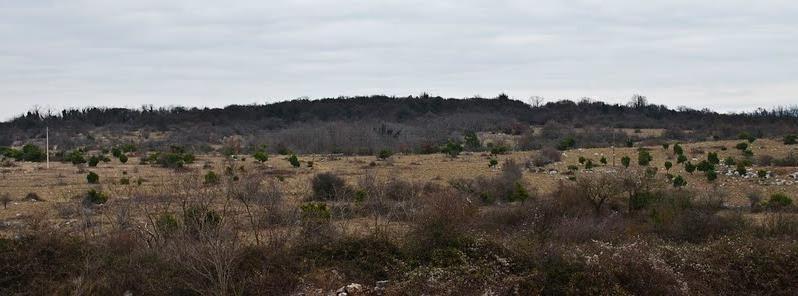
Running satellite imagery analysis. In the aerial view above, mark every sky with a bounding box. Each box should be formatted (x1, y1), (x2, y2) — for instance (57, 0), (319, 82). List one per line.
(1, 0), (797, 120)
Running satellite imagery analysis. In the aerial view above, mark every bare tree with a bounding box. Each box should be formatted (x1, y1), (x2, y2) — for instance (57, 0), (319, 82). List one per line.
(575, 172), (622, 217)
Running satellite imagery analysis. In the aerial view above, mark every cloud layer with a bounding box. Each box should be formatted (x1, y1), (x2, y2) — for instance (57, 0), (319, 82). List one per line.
(1, 0), (796, 119)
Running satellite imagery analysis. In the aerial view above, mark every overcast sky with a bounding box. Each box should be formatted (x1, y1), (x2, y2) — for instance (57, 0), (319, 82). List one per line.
(1, 0), (796, 120)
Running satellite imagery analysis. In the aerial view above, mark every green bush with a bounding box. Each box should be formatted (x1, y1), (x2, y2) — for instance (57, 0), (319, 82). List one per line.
(63, 149), (86, 165)
(204, 171), (220, 185)
(757, 170), (768, 178)
(253, 150), (269, 163)
(86, 172), (99, 184)
(88, 156), (100, 167)
(600, 157), (607, 165)
(488, 158), (498, 168)
(724, 157), (735, 166)
(697, 160), (714, 172)
(638, 150), (653, 166)
(677, 154), (688, 164)
(85, 189), (108, 204)
(442, 141), (464, 158)
(463, 131), (481, 151)
(557, 137), (576, 151)
(784, 135), (798, 145)
(673, 144), (684, 155)
(768, 194), (793, 209)
(288, 154), (301, 168)
(706, 170), (718, 182)
(707, 152), (720, 164)
(377, 149), (393, 160)
(621, 156), (631, 168)
(735, 142), (749, 151)
(685, 162), (696, 174)
(672, 175), (687, 188)
(736, 164), (747, 176)
(664, 161), (672, 171)
(118, 154), (128, 164)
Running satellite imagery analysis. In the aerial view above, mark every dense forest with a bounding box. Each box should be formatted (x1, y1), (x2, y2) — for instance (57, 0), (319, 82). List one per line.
(2, 94), (797, 154)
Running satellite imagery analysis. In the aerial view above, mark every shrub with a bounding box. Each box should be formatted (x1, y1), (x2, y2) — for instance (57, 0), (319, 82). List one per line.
(784, 135), (798, 145)
(377, 149), (393, 160)
(488, 158), (498, 168)
(63, 149), (87, 165)
(509, 182), (531, 202)
(463, 131), (481, 151)
(600, 156), (607, 165)
(489, 144), (510, 155)
(557, 137), (576, 151)
(638, 150), (652, 166)
(735, 142), (749, 151)
(684, 162), (696, 174)
(118, 154), (128, 164)
(768, 194), (793, 209)
(707, 152), (720, 164)
(578, 156), (586, 164)
(677, 154), (688, 164)
(724, 157), (736, 166)
(736, 163), (747, 176)
(531, 147), (562, 167)
(311, 172), (350, 200)
(664, 161), (672, 171)
(204, 171), (220, 185)
(88, 156), (100, 167)
(672, 175), (687, 188)
(772, 151), (798, 167)
(183, 206), (222, 235)
(253, 150), (269, 163)
(757, 170), (768, 178)
(621, 156), (631, 168)
(85, 189), (108, 204)
(673, 143), (684, 155)
(662, 143), (670, 150)
(697, 160), (714, 172)
(86, 172), (99, 184)
(288, 154), (300, 168)
(742, 149), (754, 157)
(442, 141), (463, 158)
(706, 170), (718, 182)
(20, 144), (46, 162)
(111, 147), (122, 158)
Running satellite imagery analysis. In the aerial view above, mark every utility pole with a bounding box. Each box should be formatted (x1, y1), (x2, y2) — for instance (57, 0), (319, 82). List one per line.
(46, 126), (50, 169)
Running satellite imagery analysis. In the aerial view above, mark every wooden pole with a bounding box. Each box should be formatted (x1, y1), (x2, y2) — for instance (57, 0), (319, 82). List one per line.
(46, 126), (50, 169)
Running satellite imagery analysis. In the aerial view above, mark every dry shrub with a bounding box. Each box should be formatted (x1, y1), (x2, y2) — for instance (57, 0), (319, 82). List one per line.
(407, 190), (478, 256)
(310, 172), (352, 201)
(531, 146), (562, 167)
(450, 159), (535, 204)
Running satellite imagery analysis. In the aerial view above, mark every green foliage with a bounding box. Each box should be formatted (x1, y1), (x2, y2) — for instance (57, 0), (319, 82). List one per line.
(442, 141), (463, 158)
(706, 170), (717, 182)
(672, 175), (687, 188)
(88, 156), (100, 167)
(288, 154), (301, 168)
(146, 148), (196, 169)
(111, 147), (122, 158)
(86, 172), (99, 184)
(736, 164), (747, 176)
(735, 142), (749, 151)
(696, 160), (714, 172)
(377, 149), (393, 160)
(183, 206), (222, 234)
(673, 144), (684, 155)
(584, 159), (594, 170)
(85, 189), (108, 204)
(664, 161), (672, 171)
(738, 132), (756, 143)
(557, 137), (575, 151)
(768, 194), (793, 209)
(707, 152), (720, 165)
(757, 170), (768, 179)
(685, 162), (696, 174)
(578, 156), (586, 164)
(743, 149), (754, 157)
(300, 202), (331, 221)
(204, 171), (220, 185)
(599, 157), (607, 165)
(119, 178), (130, 185)
(463, 131), (481, 151)
(621, 156), (631, 168)
(118, 154), (128, 164)
(784, 135), (798, 145)
(253, 150), (269, 163)
(638, 150), (653, 166)
(63, 149), (86, 165)
(6, 144), (47, 162)
(625, 138), (635, 148)
(489, 144), (509, 155)
(156, 213), (180, 235)
(662, 143), (670, 150)
(509, 182), (531, 202)
(488, 158), (498, 168)
(724, 157), (736, 166)
(676, 154), (688, 164)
